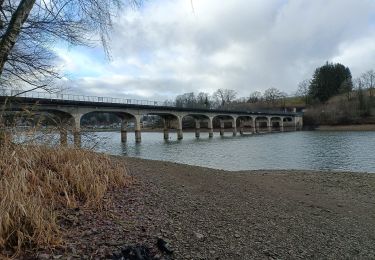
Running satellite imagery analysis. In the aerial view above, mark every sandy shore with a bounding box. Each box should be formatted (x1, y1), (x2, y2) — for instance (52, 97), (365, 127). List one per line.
(31, 157), (375, 259)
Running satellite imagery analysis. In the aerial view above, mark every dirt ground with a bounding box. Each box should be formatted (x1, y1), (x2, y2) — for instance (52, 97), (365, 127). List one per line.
(29, 157), (375, 259)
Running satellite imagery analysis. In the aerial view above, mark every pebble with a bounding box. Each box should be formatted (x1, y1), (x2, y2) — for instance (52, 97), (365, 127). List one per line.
(38, 253), (50, 259)
(156, 238), (174, 255)
(194, 232), (204, 240)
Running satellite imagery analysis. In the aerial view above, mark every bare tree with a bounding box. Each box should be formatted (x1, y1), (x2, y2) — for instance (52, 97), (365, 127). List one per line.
(196, 92), (210, 108)
(353, 77), (364, 90)
(175, 92), (196, 108)
(213, 88), (237, 107)
(263, 87), (283, 104)
(0, 0), (142, 89)
(296, 79), (310, 104)
(247, 91), (262, 103)
(361, 70), (375, 97)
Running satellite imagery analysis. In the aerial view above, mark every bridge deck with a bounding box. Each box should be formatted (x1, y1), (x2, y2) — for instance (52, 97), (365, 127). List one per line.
(0, 96), (300, 117)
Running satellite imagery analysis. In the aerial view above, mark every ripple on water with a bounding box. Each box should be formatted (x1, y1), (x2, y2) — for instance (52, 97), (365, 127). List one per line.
(85, 131), (375, 173)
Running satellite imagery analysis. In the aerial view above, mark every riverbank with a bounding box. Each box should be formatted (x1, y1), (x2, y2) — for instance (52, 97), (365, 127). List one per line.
(28, 157), (375, 259)
(315, 124), (375, 131)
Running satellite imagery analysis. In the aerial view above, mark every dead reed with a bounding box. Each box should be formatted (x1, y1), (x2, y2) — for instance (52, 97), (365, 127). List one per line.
(0, 141), (130, 256)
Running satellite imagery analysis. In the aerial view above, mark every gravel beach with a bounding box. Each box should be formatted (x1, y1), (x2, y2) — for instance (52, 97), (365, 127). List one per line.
(32, 157), (375, 259)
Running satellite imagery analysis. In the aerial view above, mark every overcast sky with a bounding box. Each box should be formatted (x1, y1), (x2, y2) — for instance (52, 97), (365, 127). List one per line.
(57, 0), (375, 101)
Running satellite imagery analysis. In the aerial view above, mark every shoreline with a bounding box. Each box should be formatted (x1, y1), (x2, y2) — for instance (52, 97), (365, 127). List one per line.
(120, 155), (375, 174)
(313, 124), (375, 131)
(31, 156), (375, 259)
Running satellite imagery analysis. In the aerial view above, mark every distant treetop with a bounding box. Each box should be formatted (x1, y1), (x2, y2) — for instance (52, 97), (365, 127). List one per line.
(309, 62), (353, 103)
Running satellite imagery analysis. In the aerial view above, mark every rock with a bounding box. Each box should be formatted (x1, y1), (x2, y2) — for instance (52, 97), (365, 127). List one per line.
(38, 253), (50, 259)
(110, 245), (154, 260)
(234, 233), (241, 238)
(111, 251), (122, 259)
(70, 247), (77, 255)
(156, 238), (174, 255)
(194, 232), (204, 240)
(91, 228), (99, 235)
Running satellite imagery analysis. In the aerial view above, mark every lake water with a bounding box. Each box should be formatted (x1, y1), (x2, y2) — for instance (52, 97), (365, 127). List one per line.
(82, 131), (375, 173)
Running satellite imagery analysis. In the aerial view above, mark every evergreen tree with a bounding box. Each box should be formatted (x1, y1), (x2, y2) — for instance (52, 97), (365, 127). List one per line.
(309, 62), (353, 102)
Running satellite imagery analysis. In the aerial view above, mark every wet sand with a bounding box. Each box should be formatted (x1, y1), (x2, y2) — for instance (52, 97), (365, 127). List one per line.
(33, 157), (375, 259)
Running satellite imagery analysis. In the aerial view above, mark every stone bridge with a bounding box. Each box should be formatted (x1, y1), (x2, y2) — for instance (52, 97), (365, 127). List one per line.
(0, 90), (303, 146)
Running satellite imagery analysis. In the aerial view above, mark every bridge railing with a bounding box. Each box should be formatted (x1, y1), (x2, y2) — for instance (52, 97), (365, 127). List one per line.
(0, 88), (171, 107)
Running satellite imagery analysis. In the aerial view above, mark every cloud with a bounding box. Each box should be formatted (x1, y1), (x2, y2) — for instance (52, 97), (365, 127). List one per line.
(57, 0), (375, 100)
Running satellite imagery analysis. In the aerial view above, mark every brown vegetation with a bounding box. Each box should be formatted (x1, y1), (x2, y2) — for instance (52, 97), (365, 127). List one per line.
(303, 90), (375, 126)
(0, 141), (130, 257)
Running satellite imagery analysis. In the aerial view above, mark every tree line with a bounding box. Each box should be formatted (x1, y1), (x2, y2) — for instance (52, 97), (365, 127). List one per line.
(169, 87), (289, 110)
(170, 62), (375, 122)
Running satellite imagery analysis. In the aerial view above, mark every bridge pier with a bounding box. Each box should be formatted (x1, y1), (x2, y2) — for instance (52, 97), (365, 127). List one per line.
(267, 117), (272, 133)
(208, 117), (214, 138)
(252, 117), (256, 133)
(73, 114), (82, 147)
(195, 120), (200, 138)
(177, 129), (183, 140)
(177, 116), (183, 140)
(232, 118), (237, 136)
(73, 130), (81, 147)
(239, 120), (244, 135)
(293, 117), (299, 131)
(280, 117), (284, 132)
(121, 120), (127, 143)
(163, 119), (169, 140)
(219, 120), (225, 136)
(60, 128), (68, 146)
(134, 115), (142, 143)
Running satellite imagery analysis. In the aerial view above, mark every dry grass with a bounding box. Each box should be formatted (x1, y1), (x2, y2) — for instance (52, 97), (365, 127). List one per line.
(0, 140), (130, 256)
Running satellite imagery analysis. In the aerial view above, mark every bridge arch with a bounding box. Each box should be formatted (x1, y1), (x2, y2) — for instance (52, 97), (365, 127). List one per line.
(212, 115), (237, 136)
(1, 108), (79, 145)
(270, 116), (283, 131)
(236, 116), (254, 135)
(181, 114), (213, 138)
(77, 110), (142, 143)
(81, 111), (136, 127)
(283, 117), (293, 122)
(147, 112), (183, 140)
(283, 116), (294, 131)
(254, 116), (269, 132)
